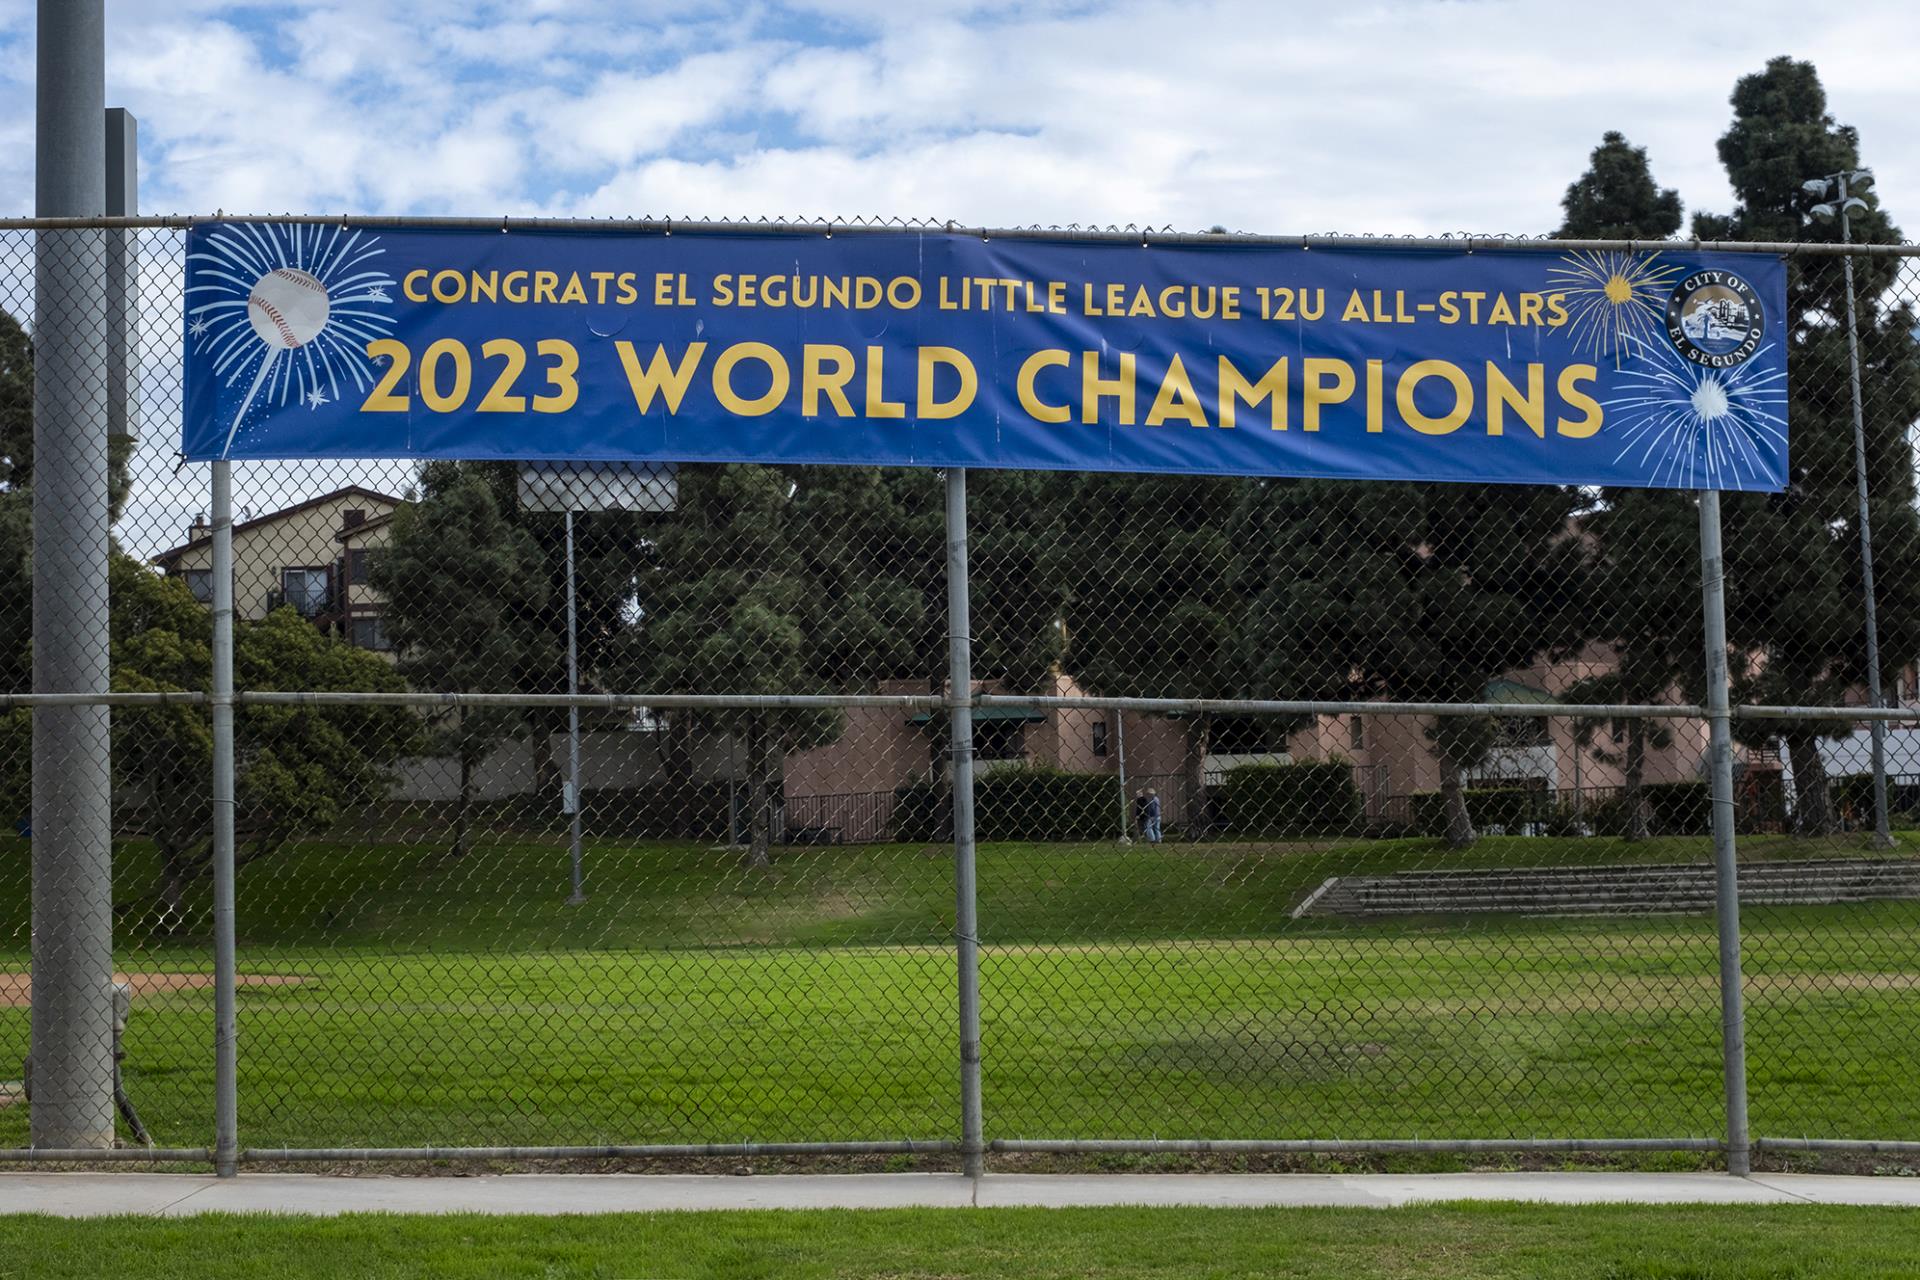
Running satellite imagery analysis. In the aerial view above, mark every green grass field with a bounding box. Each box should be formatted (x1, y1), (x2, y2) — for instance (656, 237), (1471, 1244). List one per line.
(2, 830), (1917, 1154)
(6, 1205), (1920, 1278)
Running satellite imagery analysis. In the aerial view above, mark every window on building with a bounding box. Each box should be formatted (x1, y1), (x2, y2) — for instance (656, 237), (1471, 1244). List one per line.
(180, 568), (214, 603)
(1092, 720), (1109, 757)
(976, 719), (1028, 762)
(1209, 715), (1272, 755)
(347, 547), (388, 585)
(280, 567), (330, 617)
(348, 614), (391, 651)
(1348, 715), (1365, 751)
(1492, 715), (1551, 749)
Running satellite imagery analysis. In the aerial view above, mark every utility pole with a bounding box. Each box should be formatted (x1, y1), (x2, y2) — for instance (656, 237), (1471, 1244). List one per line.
(31, 0), (117, 1150)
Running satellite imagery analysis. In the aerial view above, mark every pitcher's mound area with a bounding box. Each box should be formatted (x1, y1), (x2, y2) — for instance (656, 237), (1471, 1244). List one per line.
(0, 972), (307, 1007)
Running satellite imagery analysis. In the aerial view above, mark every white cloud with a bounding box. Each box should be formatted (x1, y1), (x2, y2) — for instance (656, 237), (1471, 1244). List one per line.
(0, 1), (1911, 234)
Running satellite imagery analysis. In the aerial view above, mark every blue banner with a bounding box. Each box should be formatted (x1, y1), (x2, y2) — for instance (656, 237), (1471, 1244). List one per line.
(182, 223), (1789, 490)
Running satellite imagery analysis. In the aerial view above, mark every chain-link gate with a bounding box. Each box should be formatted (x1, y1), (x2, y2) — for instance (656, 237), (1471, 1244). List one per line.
(3, 219), (1919, 1174)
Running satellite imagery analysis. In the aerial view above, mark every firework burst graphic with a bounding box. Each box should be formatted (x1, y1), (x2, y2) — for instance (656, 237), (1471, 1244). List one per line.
(186, 223), (397, 457)
(1603, 336), (1788, 489)
(1546, 250), (1683, 368)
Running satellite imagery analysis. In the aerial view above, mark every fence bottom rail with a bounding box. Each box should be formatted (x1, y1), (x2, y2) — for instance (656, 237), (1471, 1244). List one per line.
(0, 1148), (214, 1163)
(11, 1137), (1920, 1169)
(1751, 1139), (1920, 1158)
(236, 1140), (959, 1163)
(990, 1138), (1725, 1155)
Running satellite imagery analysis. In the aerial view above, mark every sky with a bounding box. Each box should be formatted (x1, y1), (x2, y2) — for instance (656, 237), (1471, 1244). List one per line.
(1, 0), (1916, 556)
(0, 0), (1917, 235)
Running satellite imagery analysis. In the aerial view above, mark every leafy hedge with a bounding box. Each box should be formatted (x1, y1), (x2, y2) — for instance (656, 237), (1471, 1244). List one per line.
(1411, 787), (1553, 836)
(1587, 780), (1711, 836)
(893, 768), (1120, 842)
(1409, 780), (1713, 838)
(1217, 762), (1362, 836)
(891, 778), (950, 842)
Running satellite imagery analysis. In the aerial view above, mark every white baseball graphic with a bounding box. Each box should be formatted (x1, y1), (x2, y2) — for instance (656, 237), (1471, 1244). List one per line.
(247, 267), (331, 349)
(189, 224), (398, 456)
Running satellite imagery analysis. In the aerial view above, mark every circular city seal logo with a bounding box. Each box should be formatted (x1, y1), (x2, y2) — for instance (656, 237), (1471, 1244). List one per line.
(1665, 270), (1765, 368)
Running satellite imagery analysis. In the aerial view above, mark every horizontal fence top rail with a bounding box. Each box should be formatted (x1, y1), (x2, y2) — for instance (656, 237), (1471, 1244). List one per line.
(1734, 705), (1920, 721)
(973, 694), (1709, 719)
(0, 691), (210, 707)
(29, 692), (1920, 721)
(7, 213), (1920, 257)
(232, 691), (947, 711)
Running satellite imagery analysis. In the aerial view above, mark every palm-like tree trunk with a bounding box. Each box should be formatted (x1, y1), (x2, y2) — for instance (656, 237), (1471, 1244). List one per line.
(1785, 727), (1833, 836)
(1438, 753), (1476, 850)
(1182, 712), (1211, 838)
(1623, 719), (1651, 842)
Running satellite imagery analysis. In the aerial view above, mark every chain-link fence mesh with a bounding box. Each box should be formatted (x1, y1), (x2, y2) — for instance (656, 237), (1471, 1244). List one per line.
(2, 221), (1919, 1167)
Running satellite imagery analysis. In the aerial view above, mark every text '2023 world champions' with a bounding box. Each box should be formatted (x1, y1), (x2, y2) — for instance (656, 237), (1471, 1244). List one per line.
(182, 224), (1789, 492)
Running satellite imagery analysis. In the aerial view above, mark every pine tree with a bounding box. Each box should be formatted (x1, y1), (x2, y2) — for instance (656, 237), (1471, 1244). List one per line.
(1048, 473), (1257, 834)
(1555, 132), (1683, 241)
(453, 461), (654, 808)
(1693, 56), (1920, 833)
(1554, 132), (1695, 840)
(1235, 479), (1584, 848)
(637, 464), (929, 867)
(0, 308), (134, 696)
(373, 462), (552, 860)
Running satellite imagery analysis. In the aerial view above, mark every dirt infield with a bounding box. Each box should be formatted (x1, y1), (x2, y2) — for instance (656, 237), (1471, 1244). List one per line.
(0, 973), (308, 1008)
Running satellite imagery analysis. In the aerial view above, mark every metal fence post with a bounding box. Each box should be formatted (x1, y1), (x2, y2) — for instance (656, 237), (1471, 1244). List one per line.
(565, 509), (586, 904)
(945, 467), (985, 1179)
(1698, 489), (1751, 1176)
(210, 461), (239, 1177)
(28, 0), (116, 1152)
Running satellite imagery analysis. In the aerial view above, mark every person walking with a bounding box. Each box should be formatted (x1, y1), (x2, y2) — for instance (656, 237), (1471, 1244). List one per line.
(1143, 788), (1162, 844)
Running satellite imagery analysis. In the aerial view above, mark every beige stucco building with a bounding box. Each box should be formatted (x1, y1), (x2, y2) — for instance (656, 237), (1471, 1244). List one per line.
(150, 486), (1799, 838)
(153, 485), (402, 652)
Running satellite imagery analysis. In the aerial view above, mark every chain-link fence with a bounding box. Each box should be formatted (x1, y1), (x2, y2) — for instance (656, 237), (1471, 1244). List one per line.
(3, 219), (1920, 1174)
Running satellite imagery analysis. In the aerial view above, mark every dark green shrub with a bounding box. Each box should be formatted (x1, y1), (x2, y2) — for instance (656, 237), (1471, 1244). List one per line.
(976, 767), (1118, 842)
(1411, 787), (1552, 835)
(894, 768), (1123, 842)
(1218, 761), (1362, 836)
(892, 778), (949, 842)
(1574, 780), (1711, 837)
(1641, 780), (1710, 835)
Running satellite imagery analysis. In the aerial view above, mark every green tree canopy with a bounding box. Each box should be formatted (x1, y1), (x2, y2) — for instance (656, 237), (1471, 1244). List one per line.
(1050, 473), (1260, 830)
(1693, 55), (1920, 832)
(1554, 129), (1696, 839)
(1555, 131), (1683, 240)
(634, 464), (930, 866)
(372, 461), (551, 859)
(97, 554), (420, 926)
(1235, 478), (1586, 848)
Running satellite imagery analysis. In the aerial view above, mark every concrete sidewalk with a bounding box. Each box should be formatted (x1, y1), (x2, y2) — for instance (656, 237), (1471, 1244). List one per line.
(3, 1172), (1920, 1217)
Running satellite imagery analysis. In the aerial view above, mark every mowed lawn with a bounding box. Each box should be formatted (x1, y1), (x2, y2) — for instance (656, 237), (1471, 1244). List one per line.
(1, 831), (1917, 1153)
(7, 1205), (1920, 1279)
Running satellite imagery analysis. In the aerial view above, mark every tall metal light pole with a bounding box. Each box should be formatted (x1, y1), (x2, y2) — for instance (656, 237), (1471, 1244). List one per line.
(30, 0), (117, 1152)
(1807, 169), (1892, 848)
